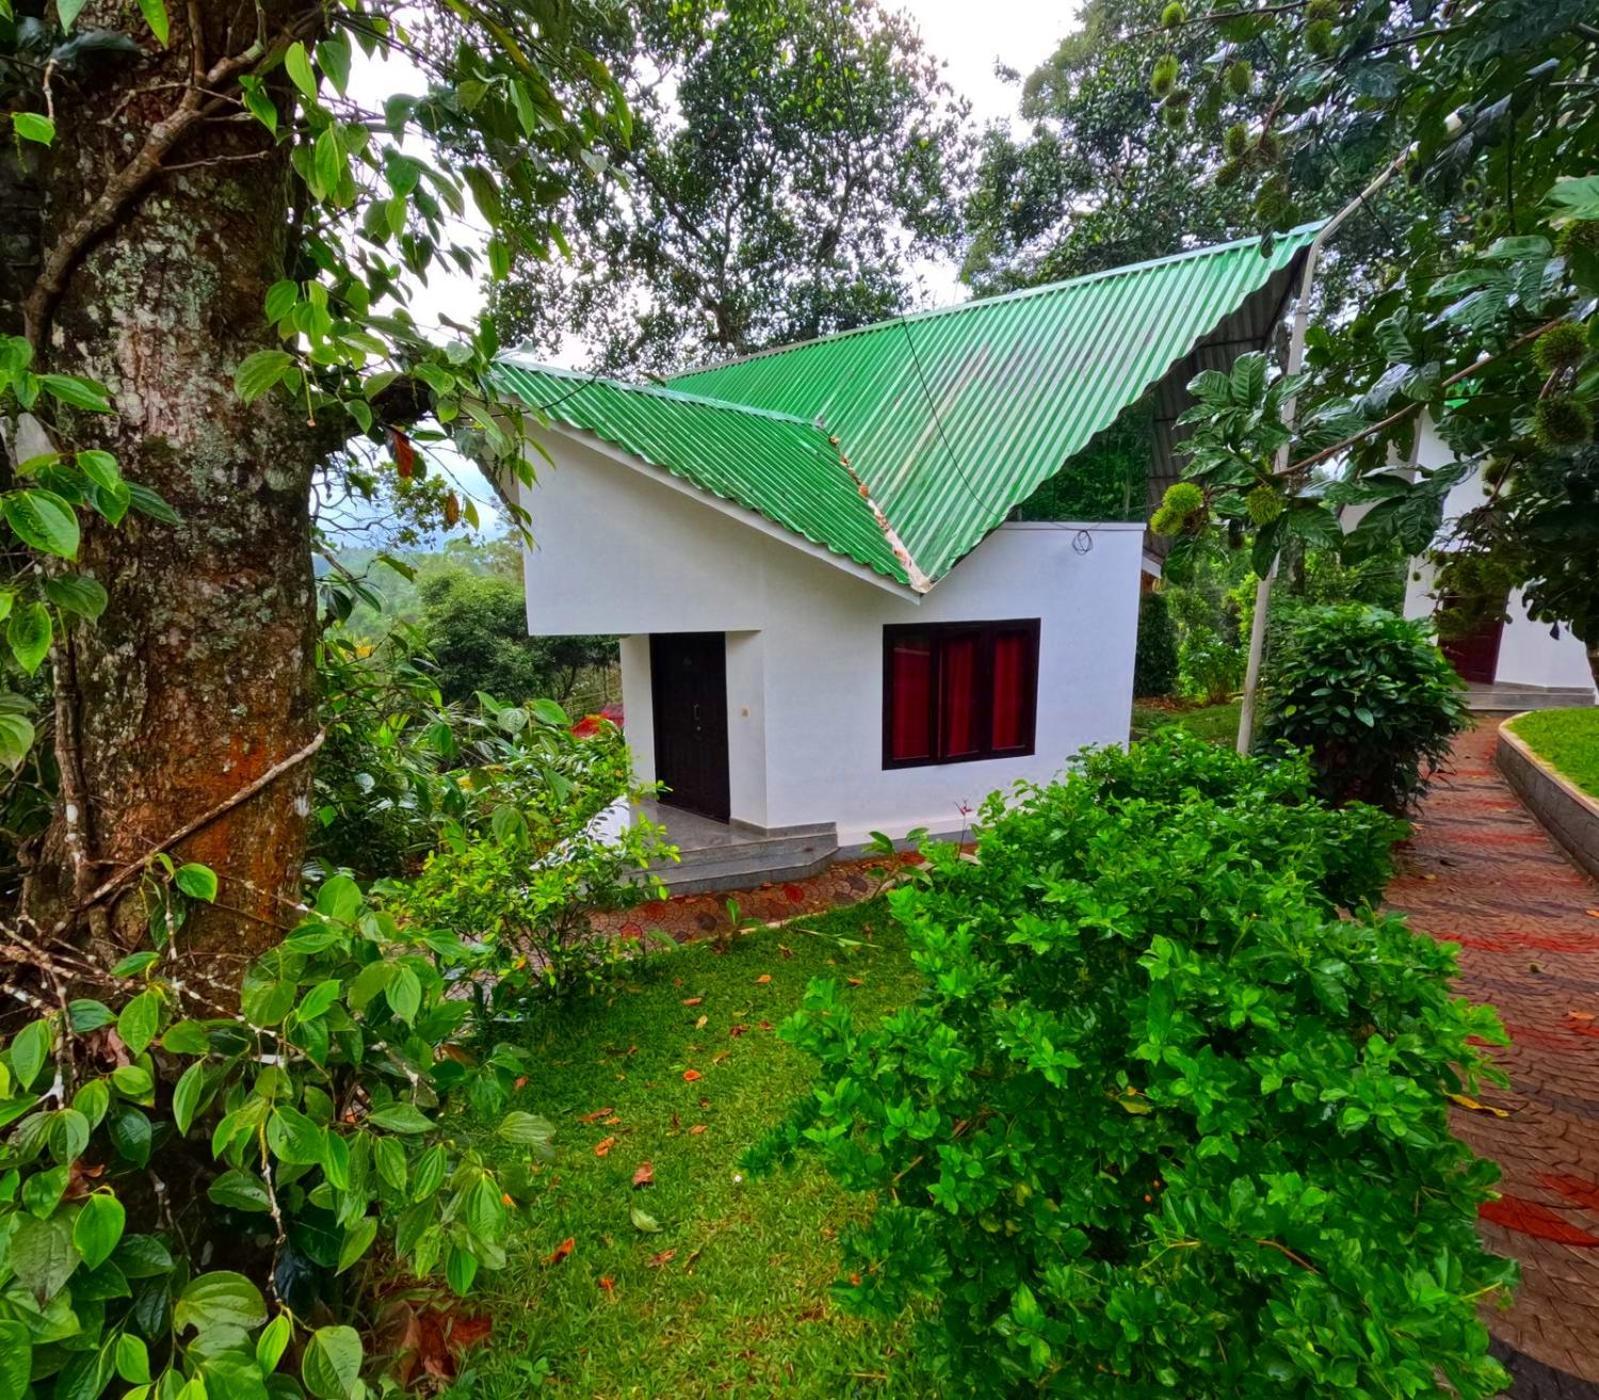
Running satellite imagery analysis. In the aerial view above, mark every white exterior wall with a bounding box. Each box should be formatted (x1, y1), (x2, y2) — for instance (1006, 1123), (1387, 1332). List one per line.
(521, 430), (1144, 844)
(1401, 423), (1594, 692)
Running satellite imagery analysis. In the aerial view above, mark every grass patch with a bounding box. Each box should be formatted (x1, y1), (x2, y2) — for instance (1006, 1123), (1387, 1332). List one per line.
(463, 900), (933, 1398)
(1509, 706), (1599, 798)
(1130, 698), (1242, 745)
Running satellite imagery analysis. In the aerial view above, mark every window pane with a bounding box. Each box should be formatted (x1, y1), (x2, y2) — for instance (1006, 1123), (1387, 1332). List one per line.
(991, 628), (1032, 751)
(887, 635), (933, 761)
(939, 632), (981, 758)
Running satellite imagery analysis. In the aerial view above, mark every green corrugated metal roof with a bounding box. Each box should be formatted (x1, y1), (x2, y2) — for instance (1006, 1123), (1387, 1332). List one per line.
(488, 363), (914, 586)
(494, 227), (1319, 590)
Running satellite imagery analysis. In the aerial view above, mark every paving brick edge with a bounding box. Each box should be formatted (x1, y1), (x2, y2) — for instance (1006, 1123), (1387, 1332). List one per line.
(1496, 714), (1599, 883)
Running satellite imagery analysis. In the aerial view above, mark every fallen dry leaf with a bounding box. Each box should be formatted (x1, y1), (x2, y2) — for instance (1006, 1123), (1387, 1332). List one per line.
(693, 1015), (708, 1031)
(1567, 1011), (1596, 1025)
(758, 1020), (774, 1031)
(712, 1051), (731, 1064)
(846, 978), (864, 987)
(779, 944), (794, 959)
(598, 1276), (615, 1293)
(682, 1069), (702, 1083)
(546, 1237), (575, 1266)
(594, 1136), (617, 1157)
(1448, 1093), (1511, 1118)
(729, 1023), (748, 1037)
(632, 1161), (655, 1189)
(682, 996), (703, 1006)
(1587, 909), (1599, 919)
(647, 1248), (677, 1268)
(577, 1107), (615, 1123)
(689, 1124), (707, 1135)
(603, 1114), (622, 1126)
(755, 974), (772, 985)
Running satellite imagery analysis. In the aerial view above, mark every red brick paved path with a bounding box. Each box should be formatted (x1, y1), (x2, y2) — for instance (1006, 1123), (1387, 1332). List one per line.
(1387, 720), (1599, 1395)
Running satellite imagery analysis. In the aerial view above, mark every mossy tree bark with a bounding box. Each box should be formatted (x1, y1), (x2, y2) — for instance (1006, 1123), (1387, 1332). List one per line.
(8, 2), (328, 978)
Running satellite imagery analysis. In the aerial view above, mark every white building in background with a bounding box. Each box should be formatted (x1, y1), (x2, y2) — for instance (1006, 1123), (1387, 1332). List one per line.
(1401, 420), (1594, 707)
(499, 230), (1322, 888)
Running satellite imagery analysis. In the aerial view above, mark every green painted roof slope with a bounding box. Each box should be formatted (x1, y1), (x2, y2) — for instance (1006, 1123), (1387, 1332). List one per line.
(488, 362), (913, 586)
(671, 226), (1320, 580)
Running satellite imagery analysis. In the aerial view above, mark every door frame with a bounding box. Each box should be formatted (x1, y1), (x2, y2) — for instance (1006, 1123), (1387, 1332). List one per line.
(648, 632), (731, 823)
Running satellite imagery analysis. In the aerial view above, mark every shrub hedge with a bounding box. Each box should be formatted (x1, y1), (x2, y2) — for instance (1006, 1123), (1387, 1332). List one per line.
(755, 732), (1513, 1397)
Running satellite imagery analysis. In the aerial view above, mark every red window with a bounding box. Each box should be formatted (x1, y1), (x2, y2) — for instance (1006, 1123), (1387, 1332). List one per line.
(883, 620), (1040, 768)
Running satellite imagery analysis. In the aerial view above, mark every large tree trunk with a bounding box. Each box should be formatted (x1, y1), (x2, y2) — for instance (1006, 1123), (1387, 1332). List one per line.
(13, 3), (325, 980)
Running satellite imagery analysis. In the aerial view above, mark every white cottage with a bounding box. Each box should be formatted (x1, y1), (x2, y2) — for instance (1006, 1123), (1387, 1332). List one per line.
(494, 230), (1320, 887)
(1401, 420), (1596, 710)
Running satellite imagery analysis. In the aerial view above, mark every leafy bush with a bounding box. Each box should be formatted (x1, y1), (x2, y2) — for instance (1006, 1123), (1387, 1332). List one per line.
(388, 696), (672, 1001)
(1133, 591), (1178, 698)
(416, 567), (614, 708)
(0, 871), (553, 1399)
(1260, 603), (1469, 812)
(1176, 629), (1241, 704)
(754, 732), (1511, 1397)
(312, 624), (459, 880)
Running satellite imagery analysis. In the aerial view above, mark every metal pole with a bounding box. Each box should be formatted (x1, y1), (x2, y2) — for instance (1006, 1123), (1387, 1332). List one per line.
(1234, 149), (1411, 755)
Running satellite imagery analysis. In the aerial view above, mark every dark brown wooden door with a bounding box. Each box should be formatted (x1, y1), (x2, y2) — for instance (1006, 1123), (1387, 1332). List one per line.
(649, 632), (730, 823)
(1438, 594), (1505, 684)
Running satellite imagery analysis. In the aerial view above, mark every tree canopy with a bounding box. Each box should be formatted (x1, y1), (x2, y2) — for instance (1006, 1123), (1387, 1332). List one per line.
(488, 0), (971, 373)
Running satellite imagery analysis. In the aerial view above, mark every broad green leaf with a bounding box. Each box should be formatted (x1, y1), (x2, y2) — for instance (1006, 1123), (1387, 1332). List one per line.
(207, 1169), (271, 1214)
(114, 1233), (173, 1278)
(10, 1016), (51, 1089)
(171, 1060), (208, 1134)
(4, 490), (79, 559)
(174, 1271), (267, 1335)
(530, 698), (570, 727)
(73, 1078), (110, 1127)
(75, 450), (119, 489)
(161, 1019), (212, 1055)
(235, 349), (294, 404)
(111, 1064), (153, 1099)
(385, 964), (421, 1023)
(107, 1105), (152, 1167)
(44, 574), (108, 620)
(264, 280), (299, 323)
(57, 0), (89, 30)
(445, 1246), (478, 1296)
(257, 1312), (292, 1373)
(12, 113), (54, 145)
(115, 1333), (151, 1385)
(267, 1104), (326, 1165)
(284, 41), (318, 100)
(175, 863), (218, 902)
(496, 1111), (555, 1159)
(315, 874), (362, 923)
(47, 1107), (90, 1162)
(296, 978), (342, 1021)
(111, 950), (158, 978)
(0, 709), (36, 769)
(73, 1191), (126, 1270)
(629, 1204), (662, 1233)
(117, 991), (160, 1057)
(336, 1216), (377, 1273)
(366, 1102), (433, 1134)
(239, 74), (278, 133)
(7, 602), (51, 675)
(301, 1325), (362, 1400)
(68, 998), (115, 1032)
(126, 482), (179, 524)
(315, 34), (351, 96)
(11, 1214), (77, 1303)
(37, 373), (108, 410)
(137, 0), (169, 44)
(0, 1319), (33, 1400)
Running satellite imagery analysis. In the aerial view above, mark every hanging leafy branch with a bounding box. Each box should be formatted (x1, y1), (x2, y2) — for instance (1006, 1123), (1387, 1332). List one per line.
(1139, 0), (1599, 680)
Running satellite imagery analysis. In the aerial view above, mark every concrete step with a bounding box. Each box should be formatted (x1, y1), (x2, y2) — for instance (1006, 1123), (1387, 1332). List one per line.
(1467, 684), (1594, 713)
(635, 823), (840, 896)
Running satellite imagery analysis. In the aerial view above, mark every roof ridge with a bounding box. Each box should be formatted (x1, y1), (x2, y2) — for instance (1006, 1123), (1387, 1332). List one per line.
(668, 222), (1326, 384)
(493, 355), (823, 428)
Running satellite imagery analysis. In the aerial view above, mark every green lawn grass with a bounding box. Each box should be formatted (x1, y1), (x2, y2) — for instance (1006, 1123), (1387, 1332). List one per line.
(1130, 698), (1242, 745)
(1509, 706), (1599, 798)
(462, 901), (933, 1398)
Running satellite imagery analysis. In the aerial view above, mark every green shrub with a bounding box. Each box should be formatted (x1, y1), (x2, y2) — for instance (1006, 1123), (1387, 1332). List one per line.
(754, 733), (1511, 1397)
(0, 872), (551, 1398)
(1177, 630), (1241, 704)
(1260, 604), (1469, 812)
(1133, 591), (1179, 698)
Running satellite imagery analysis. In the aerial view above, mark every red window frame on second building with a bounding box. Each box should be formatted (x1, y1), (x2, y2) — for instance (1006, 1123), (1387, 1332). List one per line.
(882, 619), (1041, 769)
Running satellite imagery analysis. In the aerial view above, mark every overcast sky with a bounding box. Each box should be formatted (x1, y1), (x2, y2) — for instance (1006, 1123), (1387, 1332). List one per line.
(355, 0), (1079, 535)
